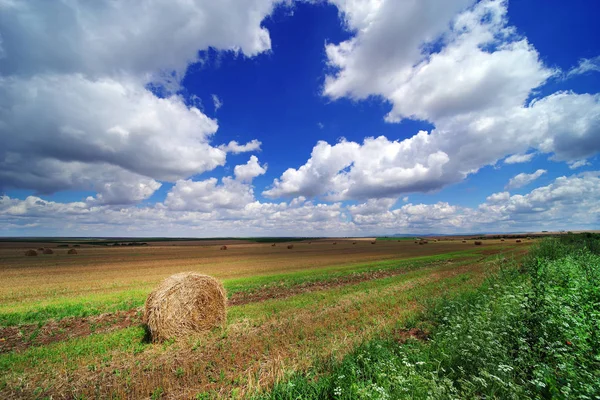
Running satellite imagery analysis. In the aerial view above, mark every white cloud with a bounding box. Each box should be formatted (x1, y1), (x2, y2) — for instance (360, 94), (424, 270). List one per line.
(505, 169), (547, 190)
(234, 156), (268, 182)
(2, 172), (600, 236)
(219, 139), (263, 154)
(0, 75), (224, 187)
(568, 160), (591, 170)
(212, 94), (223, 112)
(164, 177), (255, 212)
(264, 133), (450, 200)
(0, 0), (280, 202)
(567, 56), (600, 77)
(263, 0), (599, 201)
(504, 153), (535, 164)
(486, 191), (510, 204)
(0, 0), (279, 79)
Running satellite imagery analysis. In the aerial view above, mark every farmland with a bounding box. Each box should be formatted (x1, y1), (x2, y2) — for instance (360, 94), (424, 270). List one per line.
(1, 238), (531, 398)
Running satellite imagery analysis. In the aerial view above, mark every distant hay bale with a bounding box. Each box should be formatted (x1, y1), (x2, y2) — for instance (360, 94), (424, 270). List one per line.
(25, 249), (38, 256)
(73, 244), (81, 247)
(353, 242), (357, 245)
(220, 245), (227, 250)
(144, 273), (226, 343)
(43, 248), (54, 254)
(67, 249), (78, 255)
(287, 244), (294, 249)
(419, 240), (428, 245)
(371, 241), (376, 244)
(333, 242), (337, 245)
(516, 239), (522, 243)
(474, 241), (483, 246)
(271, 243), (276, 247)
(462, 240), (467, 243)
(500, 239), (505, 242)
(37, 247), (44, 251)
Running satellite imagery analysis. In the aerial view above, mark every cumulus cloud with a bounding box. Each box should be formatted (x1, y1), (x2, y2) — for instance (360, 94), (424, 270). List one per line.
(505, 169), (547, 190)
(504, 153), (535, 164)
(219, 140), (263, 154)
(264, 133), (450, 200)
(0, 0), (279, 203)
(2, 172), (600, 235)
(234, 156), (267, 182)
(164, 177), (255, 212)
(264, 0), (600, 201)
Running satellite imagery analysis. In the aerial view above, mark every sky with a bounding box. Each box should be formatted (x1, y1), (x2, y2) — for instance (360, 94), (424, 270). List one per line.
(1, 0), (600, 237)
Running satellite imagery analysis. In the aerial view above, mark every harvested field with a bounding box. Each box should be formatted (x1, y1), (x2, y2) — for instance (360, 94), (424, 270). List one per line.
(0, 238), (529, 399)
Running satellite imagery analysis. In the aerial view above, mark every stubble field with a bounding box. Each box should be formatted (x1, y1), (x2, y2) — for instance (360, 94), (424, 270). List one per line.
(0, 238), (529, 399)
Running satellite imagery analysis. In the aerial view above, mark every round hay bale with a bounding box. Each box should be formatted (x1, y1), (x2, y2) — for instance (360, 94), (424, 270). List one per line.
(271, 243), (276, 247)
(474, 241), (483, 246)
(287, 244), (294, 249)
(500, 239), (505, 242)
(67, 249), (78, 254)
(220, 245), (227, 250)
(25, 249), (38, 256)
(144, 273), (226, 343)
(332, 242), (337, 245)
(43, 248), (54, 254)
(37, 247), (44, 251)
(462, 240), (467, 243)
(353, 242), (357, 245)
(516, 239), (522, 243)
(371, 241), (376, 244)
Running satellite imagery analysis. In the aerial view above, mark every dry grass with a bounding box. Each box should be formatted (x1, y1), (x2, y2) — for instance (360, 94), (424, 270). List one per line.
(3, 260), (493, 399)
(144, 273), (226, 343)
(0, 239), (514, 308)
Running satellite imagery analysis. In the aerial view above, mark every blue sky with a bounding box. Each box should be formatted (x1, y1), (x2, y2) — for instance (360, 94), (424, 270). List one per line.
(1, 0), (599, 236)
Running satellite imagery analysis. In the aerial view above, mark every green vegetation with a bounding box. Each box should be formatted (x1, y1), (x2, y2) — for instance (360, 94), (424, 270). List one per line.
(261, 234), (600, 399)
(0, 249), (482, 327)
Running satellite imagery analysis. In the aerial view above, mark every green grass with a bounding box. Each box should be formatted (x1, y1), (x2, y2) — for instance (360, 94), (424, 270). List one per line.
(260, 235), (600, 399)
(0, 250), (483, 327)
(0, 259), (481, 381)
(0, 326), (146, 375)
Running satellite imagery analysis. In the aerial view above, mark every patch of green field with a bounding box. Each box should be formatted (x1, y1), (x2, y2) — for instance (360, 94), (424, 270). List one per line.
(0, 249), (486, 327)
(0, 326), (146, 375)
(261, 235), (600, 400)
(0, 259), (484, 389)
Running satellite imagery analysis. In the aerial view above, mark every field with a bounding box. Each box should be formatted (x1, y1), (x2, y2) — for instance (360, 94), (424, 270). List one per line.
(0, 238), (532, 398)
